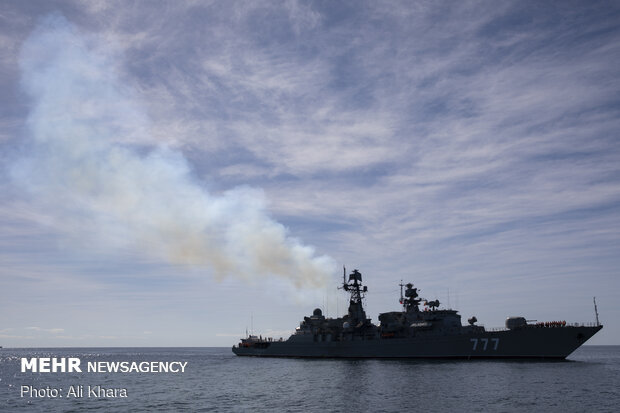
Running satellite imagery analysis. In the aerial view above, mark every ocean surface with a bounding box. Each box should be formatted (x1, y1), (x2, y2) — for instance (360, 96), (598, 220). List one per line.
(1, 346), (619, 412)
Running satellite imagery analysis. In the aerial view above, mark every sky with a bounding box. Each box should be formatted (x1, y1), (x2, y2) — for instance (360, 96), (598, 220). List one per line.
(0, 1), (619, 347)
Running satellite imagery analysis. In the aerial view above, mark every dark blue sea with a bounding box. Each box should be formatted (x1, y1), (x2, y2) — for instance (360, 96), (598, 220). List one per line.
(1, 346), (619, 412)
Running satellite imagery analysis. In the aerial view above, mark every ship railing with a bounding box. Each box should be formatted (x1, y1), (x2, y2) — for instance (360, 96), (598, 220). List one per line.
(566, 322), (600, 327)
(484, 322), (600, 331)
(530, 322), (600, 328)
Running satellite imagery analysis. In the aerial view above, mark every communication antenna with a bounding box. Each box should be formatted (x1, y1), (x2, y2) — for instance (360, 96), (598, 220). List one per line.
(335, 265), (347, 316)
(336, 294), (339, 317)
(593, 297), (600, 326)
(456, 289), (459, 311)
(323, 291), (329, 318)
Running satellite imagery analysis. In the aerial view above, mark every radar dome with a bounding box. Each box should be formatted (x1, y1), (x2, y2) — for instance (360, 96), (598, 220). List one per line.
(313, 308), (322, 317)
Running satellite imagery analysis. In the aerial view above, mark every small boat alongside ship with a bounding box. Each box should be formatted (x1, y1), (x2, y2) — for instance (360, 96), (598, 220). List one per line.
(233, 269), (602, 359)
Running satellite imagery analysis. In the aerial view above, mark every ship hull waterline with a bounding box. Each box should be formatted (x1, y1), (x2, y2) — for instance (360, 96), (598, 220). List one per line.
(232, 325), (602, 359)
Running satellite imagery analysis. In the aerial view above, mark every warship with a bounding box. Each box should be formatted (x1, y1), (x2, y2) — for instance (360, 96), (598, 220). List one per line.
(233, 269), (602, 359)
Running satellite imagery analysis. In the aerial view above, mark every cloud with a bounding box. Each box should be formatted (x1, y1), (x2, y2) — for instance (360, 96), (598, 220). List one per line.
(10, 13), (335, 288)
(1, 2), (619, 346)
(25, 326), (65, 334)
(0, 334), (34, 339)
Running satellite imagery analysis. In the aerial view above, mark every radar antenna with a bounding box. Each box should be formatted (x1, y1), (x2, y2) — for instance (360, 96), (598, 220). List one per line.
(400, 282), (422, 312)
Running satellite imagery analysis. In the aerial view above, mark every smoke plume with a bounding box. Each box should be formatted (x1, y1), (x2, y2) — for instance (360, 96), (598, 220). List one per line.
(12, 14), (335, 288)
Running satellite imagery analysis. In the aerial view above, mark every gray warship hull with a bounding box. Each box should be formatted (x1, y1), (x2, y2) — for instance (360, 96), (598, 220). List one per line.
(233, 325), (602, 359)
(233, 270), (603, 359)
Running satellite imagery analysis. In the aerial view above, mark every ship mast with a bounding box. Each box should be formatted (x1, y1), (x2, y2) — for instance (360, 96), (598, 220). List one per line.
(594, 297), (600, 326)
(340, 268), (368, 325)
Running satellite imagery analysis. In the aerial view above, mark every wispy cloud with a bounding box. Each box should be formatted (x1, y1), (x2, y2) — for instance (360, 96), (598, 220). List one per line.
(25, 326), (65, 334)
(0, 1), (618, 346)
(9, 13), (335, 289)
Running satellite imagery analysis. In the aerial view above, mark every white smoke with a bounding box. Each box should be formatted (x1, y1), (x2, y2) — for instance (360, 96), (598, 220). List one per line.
(12, 14), (335, 288)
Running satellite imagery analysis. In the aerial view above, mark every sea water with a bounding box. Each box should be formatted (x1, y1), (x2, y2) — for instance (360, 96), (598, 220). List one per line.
(1, 346), (619, 412)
